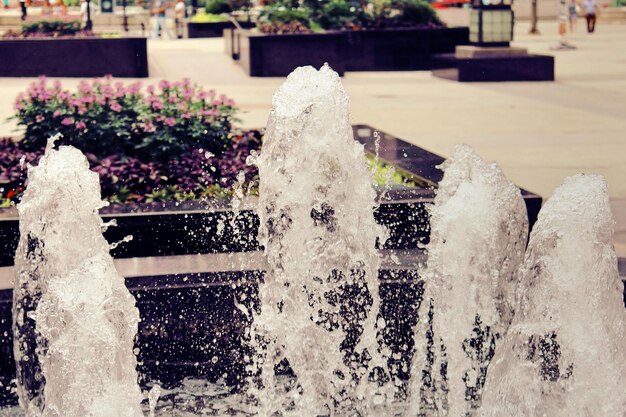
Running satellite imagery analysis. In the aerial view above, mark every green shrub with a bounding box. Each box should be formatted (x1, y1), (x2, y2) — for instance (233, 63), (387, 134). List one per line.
(317, 0), (359, 29)
(393, 0), (442, 27)
(190, 11), (229, 22)
(257, 4), (313, 33)
(205, 0), (232, 14)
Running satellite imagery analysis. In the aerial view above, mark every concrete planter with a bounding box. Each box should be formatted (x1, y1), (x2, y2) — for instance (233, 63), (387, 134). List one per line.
(0, 37), (148, 78)
(186, 20), (254, 38)
(225, 27), (469, 76)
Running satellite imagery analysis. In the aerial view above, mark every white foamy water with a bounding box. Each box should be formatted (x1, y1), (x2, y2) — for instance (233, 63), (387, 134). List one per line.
(409, 145), (528, 416)
(479, 174), (626, 417)
(247, 65), (389, 416)
(13, 138), (143, 417)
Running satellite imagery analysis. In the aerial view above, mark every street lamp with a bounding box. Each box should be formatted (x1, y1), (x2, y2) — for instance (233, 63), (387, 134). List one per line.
(469, 0), (514, 47)
(85, 0), (93, 30)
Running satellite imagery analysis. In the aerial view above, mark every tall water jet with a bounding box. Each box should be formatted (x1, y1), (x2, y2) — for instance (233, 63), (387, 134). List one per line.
(13, 138), (143, 417)
(248, 65), (387, 415)
(479, 174), (626, 417)
(410, 145), (528, 416)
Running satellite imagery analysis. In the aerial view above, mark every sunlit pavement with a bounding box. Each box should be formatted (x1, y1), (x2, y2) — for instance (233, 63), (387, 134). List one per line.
(0, 19), (624, 255)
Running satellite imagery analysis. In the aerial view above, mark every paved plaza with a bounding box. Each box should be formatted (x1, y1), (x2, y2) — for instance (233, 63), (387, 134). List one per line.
(0, 19), (624, 254)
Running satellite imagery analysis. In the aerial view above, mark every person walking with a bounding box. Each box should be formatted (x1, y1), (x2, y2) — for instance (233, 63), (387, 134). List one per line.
(174, 0), (185, 38)
(2, 0), (9, 10)
(568, 0), (580, 32)
(583, 0), (597, 33)
(19, 0), (27, 20)
(151, 0), (175, 39)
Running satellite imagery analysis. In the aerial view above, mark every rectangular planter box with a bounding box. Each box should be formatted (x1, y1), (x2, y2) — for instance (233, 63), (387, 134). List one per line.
(226, 27), (469, 76)
(187, 20), (255, 38)
(343, 27), (470, 71)
(432, 53), (555, 82)
(0, 37), (148, 78)
(232, 29), (346, 77)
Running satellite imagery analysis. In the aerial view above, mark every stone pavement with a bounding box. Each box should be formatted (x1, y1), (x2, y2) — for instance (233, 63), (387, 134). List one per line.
(0, 19), (624, 254)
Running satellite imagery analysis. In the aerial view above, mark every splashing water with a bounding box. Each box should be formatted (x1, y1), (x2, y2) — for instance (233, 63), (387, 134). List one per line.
(409, 145), (528, 416)
(478, 174), (626, 417)
(13, 138), (143, 417)
(247, 65), (388, 416)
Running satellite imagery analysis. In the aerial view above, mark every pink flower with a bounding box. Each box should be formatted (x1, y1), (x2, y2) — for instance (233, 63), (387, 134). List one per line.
(35, 115), (45, 123)
(58, 91), (70, 100)
(61, 117), (74, 125)
(225, 99), (235, 107)
(168, 95), (179, 104)
(78, 81), (92, 94)
(155, 115), (165, 122)
(151, 100), (163, 110)
(76, 121), (87, 129)
(128, 82), (142, 95)
(110, 102), (122, 112)
(53, 110), (61, 117)
(212, 99), (222, 106)
(164, 117), (176, 127)
(144, 122), (156, 133)
(182, 112), (192, 119)
(159, 80), (170, 90)
(147, 85), (155, 94)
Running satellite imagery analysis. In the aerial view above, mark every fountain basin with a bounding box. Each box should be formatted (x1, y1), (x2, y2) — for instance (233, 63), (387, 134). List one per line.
(0, 125), (542, 409)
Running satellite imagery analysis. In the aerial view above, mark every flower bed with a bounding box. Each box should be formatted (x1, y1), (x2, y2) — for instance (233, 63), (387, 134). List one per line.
(1, 77), (259, 207)
(1, 19), (94, 39)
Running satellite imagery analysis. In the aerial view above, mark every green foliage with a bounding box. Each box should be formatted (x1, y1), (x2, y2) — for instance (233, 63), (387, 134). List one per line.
(21, 20), (82, 37)
(204, 0), (232, 14)
(257, 0), (442, 33)
(259, 3), (312, 25)
(257, 3), (313, 33)
(612, 0), (626, 5)
(366, 154), (416, 188)
(317, 0), (359, 29)
(393, 0), (442, 27)
(190, 11), (229, 22)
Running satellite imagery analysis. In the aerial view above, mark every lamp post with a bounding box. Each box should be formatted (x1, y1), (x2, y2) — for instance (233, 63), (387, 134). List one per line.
(469, 0), (514, 47)
(122, 0), (128, 32)
(85, 0), (93, 30)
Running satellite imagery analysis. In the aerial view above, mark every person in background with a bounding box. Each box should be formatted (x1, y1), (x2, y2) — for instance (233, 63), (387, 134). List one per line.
(152, 0), (175, 39)
(568, 0), (579, 33)
(19, 0), (28, 20)
(3, 0), (9, 10)
(583, 0), (597, 33)
(174, 0), (185, 38)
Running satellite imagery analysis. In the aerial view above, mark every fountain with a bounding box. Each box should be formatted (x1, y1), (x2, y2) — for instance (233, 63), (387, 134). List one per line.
(409, 145), (528, 416)
(1, 65), (624, 417)
(479, 174), (626, 417)
(12, 137), (143, 417)
(246, 64), (389, 416)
